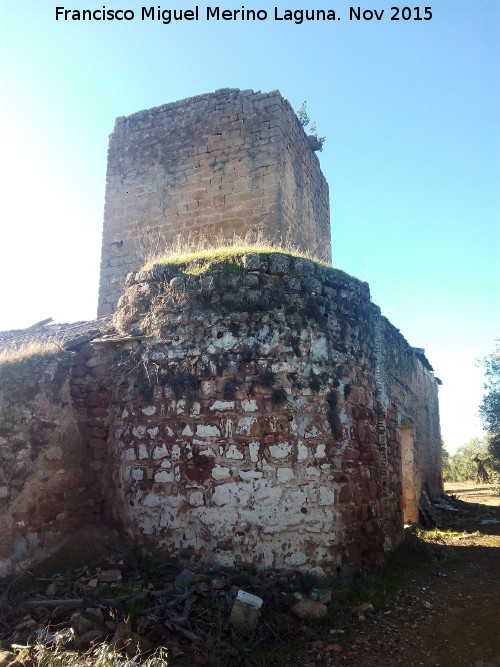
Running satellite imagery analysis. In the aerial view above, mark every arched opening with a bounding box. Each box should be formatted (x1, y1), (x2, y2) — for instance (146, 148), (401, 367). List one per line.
(400, 425), (419, 523)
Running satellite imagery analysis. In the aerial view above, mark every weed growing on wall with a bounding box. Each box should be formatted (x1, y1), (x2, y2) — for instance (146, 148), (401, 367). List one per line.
(256, 369), (277, 388)
(326, 390), (341, 431)
(296, 101), (326, 150)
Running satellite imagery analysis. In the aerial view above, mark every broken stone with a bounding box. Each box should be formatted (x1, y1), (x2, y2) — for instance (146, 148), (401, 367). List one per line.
(291, 600), (328, 619)
(229, 590), (263, 632)
(268, 253), (290, 275)
(310, 588), (333, 603)
(324, 643), (343, 653)
(97, 569), (122, 583)
(69, 612), (98, 636)
(423, 601), (432, 609)
(174, 568), (196, 590)
(86, 607), (104, 623)
(307, 135), (323, 151)
(109, 620), (153, 656)
(45, 582), (60, 597)
(243, 254), (268, 272)
(169, 277), (186, 292)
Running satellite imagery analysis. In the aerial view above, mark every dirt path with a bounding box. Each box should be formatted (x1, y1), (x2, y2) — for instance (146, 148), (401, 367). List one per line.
(444, 481), (500, 507)
(308, 483), (500, 667)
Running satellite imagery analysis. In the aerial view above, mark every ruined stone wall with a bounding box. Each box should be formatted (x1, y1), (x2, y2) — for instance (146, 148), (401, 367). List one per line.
(0, 356), (99, 576)
(379, 320), (442, 500)
(0, 256), (442, 576)
(99, 89), (330, 316)
(99, 253), (439, 574)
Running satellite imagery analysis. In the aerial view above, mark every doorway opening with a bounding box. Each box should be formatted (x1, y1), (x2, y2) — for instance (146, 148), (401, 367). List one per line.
(400, 425), (419, 523)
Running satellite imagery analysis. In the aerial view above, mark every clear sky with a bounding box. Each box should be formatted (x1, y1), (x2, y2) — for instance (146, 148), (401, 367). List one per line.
(0, 0), (498, 453)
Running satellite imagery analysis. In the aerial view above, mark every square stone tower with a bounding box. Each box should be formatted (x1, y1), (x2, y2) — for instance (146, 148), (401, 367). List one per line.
(98, 88), (331, 316)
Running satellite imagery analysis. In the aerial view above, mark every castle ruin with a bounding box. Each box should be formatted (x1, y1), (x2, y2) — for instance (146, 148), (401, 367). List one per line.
(0, 89), (442, 576)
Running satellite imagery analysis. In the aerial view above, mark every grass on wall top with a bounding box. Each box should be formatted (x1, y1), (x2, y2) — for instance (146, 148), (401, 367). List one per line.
(140, 233), (361, 284)
(0, 341), (63, 375)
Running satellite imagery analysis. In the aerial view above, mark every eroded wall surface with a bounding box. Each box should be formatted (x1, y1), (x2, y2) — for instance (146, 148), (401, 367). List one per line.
(0, 356), (98, 576)
(99, 89), (330, 316)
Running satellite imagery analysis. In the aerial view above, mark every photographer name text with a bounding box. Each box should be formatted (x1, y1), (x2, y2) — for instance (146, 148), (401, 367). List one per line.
(55, 5), (434, 24)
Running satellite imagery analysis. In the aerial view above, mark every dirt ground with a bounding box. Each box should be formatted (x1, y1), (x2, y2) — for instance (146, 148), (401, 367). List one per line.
(303, 482), (500, 667)
(444, 481), (500, 507)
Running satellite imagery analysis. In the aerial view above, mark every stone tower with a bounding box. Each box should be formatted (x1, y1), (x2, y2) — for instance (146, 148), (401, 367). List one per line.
(98, 88), (331, 316)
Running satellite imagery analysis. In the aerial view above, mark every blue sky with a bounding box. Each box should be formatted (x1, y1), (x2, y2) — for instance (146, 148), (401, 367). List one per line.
(0, 0), (498, 452)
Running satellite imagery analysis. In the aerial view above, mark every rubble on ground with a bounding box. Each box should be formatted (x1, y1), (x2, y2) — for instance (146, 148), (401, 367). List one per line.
(419, 491), (497, 528)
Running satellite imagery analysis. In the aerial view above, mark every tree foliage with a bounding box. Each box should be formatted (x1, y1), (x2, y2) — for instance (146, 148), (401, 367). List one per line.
(479, 340), (500, 432)
(443, 342), (500, 483)
(479, 340), (500, 471)
(442, 436), (493, 482)
(441, 442), (452, 480)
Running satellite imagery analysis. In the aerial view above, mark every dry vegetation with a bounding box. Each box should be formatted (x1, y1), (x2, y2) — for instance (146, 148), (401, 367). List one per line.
(139, 232), (330, 272)
(444, 481), (500, 506)
(0, 342), (62, 372)
(1, 642), (169, 666)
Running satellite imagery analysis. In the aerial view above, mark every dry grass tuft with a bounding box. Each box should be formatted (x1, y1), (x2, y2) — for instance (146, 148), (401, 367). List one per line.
(0, 341), (62, 368)
(10, 639), (170, 666)
(140, 230), (329, 271)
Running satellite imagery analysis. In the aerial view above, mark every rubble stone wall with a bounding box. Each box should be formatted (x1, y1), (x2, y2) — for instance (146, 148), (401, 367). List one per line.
(0, 356), (99, 576)
(380, 319), (442, 501)
(98, 89), (330, 316)
(102, 254), (441, 574)
(0, 255), (442, 576)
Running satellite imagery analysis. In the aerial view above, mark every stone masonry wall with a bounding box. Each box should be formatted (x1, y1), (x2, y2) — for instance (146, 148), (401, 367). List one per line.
(0, 256), (442, 576)
(0, 355), (99, 576)
(105, 255), (385, 574)
(98, 253), (441, 574)
(380, 320), (442, 500)
(98, 89), (330, 316)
